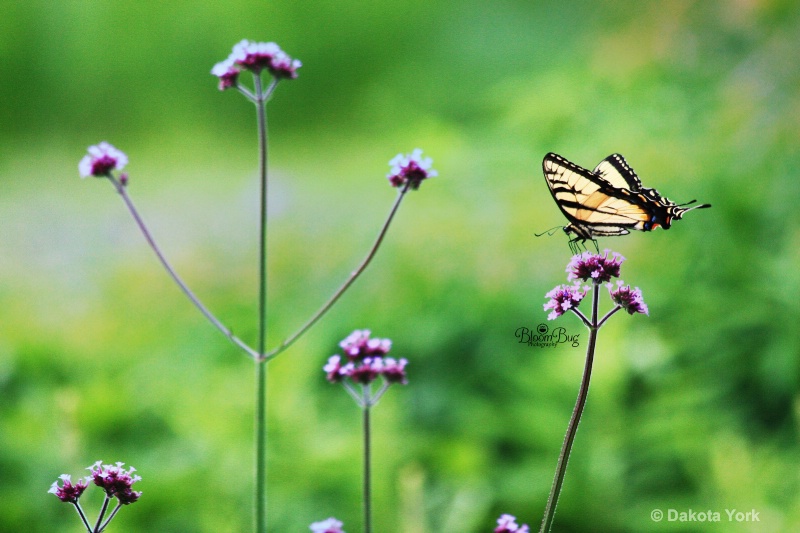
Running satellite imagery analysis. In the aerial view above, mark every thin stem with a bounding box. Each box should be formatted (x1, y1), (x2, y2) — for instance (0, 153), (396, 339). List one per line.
(598, 305), (622, 329)
(255, 360), (267, 533)
(343, 381), (364, 405)
(540, 281), (600, 533)
(570, 307), (591, 328)
(255, 74), (269, 359)
(97, 502), (123, 533)
(92, 495), (111, 533)
(71, 502), (92, 532)
(370, 379), (391, 406)
(263, 183), (411, 361)
(236, 84), (257, 102)
(363, 405), (372, 533)
(108, 175), (259, 360)
(253, 73), (270, 533)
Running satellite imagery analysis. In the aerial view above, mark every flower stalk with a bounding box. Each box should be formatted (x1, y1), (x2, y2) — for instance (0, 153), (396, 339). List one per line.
(539, 251), (648, 532)
(49, 462), (141, 533)
(323, 330), (409, 532)
(264, 182), (410, 361)
(76, 39), (436, 533)
(363, 405), (372, 533)
(253, 71), (271, 533)
(107, 174), (259, 359)
(539, 281), (599, 533)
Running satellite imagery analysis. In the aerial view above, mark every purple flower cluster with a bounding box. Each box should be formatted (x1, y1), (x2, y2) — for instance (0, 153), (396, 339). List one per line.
(545, 250), (648, 321)
(310, 517), (345, 533)
(324, 330), (407, 386)
(212, 39), (301, 90)
(49, 461), (142, 507)
(608, 280), (649, 315)
(88, 461), (142, 505)
(567, 250), (624, 283)
(543, 283), (588, 320)
(495, 514), (530, 533)
(48, 474), (89, 504)
(78, 142), (128, 179)
(387, 149), (438, 190)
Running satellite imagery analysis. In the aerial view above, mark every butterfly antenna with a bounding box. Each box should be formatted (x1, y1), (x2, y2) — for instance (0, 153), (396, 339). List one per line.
(677, 199), (712, 209)
(535, 225), (563, 238)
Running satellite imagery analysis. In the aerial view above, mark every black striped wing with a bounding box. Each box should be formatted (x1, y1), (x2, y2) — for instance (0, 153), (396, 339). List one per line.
(592, 153), (643, 190)
(542, 153), (655, 237)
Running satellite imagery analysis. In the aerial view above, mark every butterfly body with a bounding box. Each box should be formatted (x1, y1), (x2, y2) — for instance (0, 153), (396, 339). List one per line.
(541, 152), (711, 253)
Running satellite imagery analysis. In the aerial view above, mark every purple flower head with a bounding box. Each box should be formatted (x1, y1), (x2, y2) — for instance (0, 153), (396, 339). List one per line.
(339, 329), (392, 361)
(78, 142), (128, 178)
(48, 474), (89, 503)
(349, 356), (383, 384)
(387, 148), (438, 190)
(381, 357), (409, 384)
(88, 461), (142, 504)
(495, 514), (530, 533)
(211, 58), (240, 90)
(326, 330), (408, 390)
(543, 283), (588, 320)
(608, 280), (649, 315)
(310, 517), (345, 533)
(227, 39), (301, 78)
(323, 355), (346, 383)
(566, 250), (624, 283)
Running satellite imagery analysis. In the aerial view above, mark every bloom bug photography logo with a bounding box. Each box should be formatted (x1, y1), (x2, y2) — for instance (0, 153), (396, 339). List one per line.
(515, 323), (580, 348)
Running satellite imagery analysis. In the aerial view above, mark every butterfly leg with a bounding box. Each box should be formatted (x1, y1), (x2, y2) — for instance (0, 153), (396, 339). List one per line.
(568, 237), (585, 255)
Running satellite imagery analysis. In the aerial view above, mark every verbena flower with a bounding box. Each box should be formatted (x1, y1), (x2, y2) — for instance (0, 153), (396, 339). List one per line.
(323, 355), (346, 383)
(339, 329), (392, 361)
(387, 148), (438, 190)
(310, 517), (345, 533)
(78, 142), (128, 178)
(349, 356), (384, 384)
(88, 461), (142, 505)
(48, 474), (89, 504)
(566, 250), (624, 283)
(216, 39), (301, 80)
(608, 280), (649, 315)
(210, 58), (240, 90)
(325, 330), (408, 388)
(495, 513), (530, 533)
(381, 357), (409, 384)
(543, 283), (588, 320)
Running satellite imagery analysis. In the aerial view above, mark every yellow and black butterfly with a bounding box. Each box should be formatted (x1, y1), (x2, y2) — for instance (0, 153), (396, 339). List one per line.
(541, 152), (711, 253)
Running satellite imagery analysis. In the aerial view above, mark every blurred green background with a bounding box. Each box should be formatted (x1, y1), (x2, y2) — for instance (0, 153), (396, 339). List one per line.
(1, 1), (799, 531)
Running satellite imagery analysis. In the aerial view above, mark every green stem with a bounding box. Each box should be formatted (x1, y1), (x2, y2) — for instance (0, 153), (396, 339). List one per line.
(108, 176), (259, 360)
(539, 281), (600, 533)
(254, 73), (271, 533)
(71, 502), (92, 532)
(255, 359), (267, 533)
(363, 405), (372, 533)
(92, 495), (111, 533)
(97, 502), (123, 532)
(264, 182), (411, 361)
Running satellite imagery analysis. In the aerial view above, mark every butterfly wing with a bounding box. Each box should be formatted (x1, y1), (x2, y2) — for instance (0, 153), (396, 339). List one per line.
(593, 153), (713, 227)
(542, 152), (711, 251)
(592, 153), (643, 190)
(542, 153), (653, 237)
